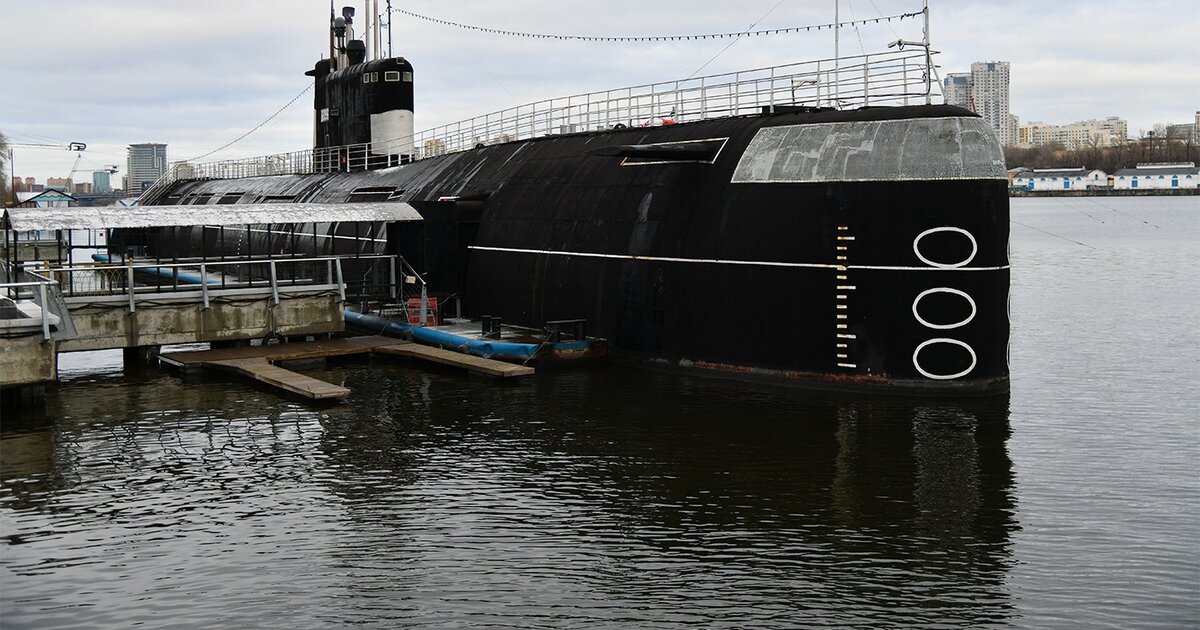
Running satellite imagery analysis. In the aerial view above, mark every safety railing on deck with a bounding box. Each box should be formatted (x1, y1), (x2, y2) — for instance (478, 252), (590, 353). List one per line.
(1, 268), (60, 342)
(139, 48), (936, 202)
(30, 254), (418, 313)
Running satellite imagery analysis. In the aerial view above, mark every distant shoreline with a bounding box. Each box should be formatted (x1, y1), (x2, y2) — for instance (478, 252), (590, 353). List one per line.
(1008, 188), (1198, 198)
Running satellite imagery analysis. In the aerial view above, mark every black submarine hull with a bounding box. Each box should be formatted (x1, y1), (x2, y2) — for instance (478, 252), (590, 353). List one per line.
(148, 104), (1010, 394)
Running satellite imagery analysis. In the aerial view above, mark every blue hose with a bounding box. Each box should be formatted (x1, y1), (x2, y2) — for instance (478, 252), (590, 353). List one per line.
(92, 253), (221, 285)
(344, 310), (539, 361)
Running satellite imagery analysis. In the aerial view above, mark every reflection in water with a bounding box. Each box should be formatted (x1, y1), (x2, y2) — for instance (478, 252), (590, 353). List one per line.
(1, 362), (1014, 627)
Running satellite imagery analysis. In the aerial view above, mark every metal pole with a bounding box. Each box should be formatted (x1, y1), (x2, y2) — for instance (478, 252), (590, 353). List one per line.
(923, 0), (931, 105)
(126, 265), (136, 313)
(419, 282), (428, 325)
(863, 64), (869, 106)
(4, 222), (11, 286)
(269, 260), (279, 306)
(335, 258), (346, 303)
(364, 0), (372, 61)
(38, 282), (50, 341)
(834, 0), (840, 107)
(387, 0), (393, 57)
(389, 255), (397, 301)
(200, 264), (210, 310)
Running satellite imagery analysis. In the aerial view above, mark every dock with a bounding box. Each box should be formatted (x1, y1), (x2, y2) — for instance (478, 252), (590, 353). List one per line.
(159, 335), (535, 401)
(374, 342), (536, 379)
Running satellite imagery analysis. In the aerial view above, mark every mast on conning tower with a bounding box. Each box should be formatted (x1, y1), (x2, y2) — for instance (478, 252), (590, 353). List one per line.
(386, 0), (393, 57)
(307, 6), (414, 165)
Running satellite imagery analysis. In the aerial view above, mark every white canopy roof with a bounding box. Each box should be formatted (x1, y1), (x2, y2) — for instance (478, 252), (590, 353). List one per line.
(3, 202), (422, 231)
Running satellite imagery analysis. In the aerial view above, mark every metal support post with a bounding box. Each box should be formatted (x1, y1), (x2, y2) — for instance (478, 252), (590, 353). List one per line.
(863, 65), (870, 106)
(419, 284), (428, 326)
(923, 1), (932, 105)
(200, 264), (210, 310)
(269, 260), (280, 306)
(38, 283), (50, 342)
(834, 0), (840, 106)
(126, 266), (136, 313)
(389, 256), (397, 301)
(335, 258), (346, 303)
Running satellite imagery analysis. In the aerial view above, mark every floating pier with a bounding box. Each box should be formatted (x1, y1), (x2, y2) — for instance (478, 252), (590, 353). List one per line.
(159, 335), (534, 400)
(373, 342), (536, 379)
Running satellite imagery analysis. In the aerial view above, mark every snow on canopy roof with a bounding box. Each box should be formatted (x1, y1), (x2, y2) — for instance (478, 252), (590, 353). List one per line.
(3, 202), (422, 231)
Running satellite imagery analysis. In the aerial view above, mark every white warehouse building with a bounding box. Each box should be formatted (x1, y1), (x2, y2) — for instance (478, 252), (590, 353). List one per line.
(1112, 163), (1200, 190)
(1013, 167), (1107, 191)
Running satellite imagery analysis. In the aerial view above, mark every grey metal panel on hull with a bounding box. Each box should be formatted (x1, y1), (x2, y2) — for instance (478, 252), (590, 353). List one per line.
(731, 117), (1007, 183)
(3, 202), (421, 231)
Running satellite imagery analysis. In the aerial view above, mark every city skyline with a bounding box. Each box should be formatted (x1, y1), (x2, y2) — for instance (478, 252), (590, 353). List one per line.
(2, 0), (1197, 181)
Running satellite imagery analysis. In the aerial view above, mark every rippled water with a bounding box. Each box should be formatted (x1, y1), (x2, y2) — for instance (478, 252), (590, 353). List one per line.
(2, 196), (1197, 628)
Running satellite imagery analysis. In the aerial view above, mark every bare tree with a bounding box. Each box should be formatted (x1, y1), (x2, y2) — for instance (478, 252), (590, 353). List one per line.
(0, 130), (12, 206)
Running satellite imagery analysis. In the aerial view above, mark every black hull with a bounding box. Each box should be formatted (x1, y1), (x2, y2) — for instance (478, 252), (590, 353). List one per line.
(146, 105), (1010, 394)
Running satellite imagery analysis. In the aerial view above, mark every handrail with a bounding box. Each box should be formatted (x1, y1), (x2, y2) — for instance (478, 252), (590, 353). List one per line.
(7, 254), (434, 341)
(138, 49), (937, 197)
(30, 254), (422, 310)
(37, 253), (400, 274)
(1, 269), (59, 342)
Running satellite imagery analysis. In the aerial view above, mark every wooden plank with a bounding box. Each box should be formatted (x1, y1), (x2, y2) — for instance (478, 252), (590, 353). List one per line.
(204, 357), (350, 400)
(157, 335), (531, 400)
(373, 343), (535, 378)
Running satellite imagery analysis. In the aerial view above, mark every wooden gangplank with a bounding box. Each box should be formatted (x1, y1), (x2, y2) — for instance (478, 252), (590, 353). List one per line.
(158, 335), (534, 401)
(374, 343), (536, 378)
(205, 357), (350, 400)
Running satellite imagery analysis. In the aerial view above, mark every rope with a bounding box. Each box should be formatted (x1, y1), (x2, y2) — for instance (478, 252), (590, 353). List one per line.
(183, 83), (314, 162)
(394, 8), (923, 42)
(687, 0), (787, 79)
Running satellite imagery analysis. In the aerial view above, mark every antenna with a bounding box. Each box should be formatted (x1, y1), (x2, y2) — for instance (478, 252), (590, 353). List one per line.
(886, 0), (932, 104)
(329, 1), (337, 70)
(386, 0), (393, 57)
(373, 0), (381, 59)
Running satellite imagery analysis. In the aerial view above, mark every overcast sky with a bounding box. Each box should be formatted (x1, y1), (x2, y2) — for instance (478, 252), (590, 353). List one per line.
(1, 0), (1196, 182)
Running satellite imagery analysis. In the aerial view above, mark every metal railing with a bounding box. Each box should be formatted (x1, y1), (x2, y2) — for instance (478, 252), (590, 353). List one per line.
(30, 254), (418, 312)
(0, 272), (59, 342)
(139, 49), (936, 201)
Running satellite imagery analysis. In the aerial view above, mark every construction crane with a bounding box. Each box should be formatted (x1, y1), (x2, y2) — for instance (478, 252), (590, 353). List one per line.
(65, 153), (85, 190)
(65, 159), (118, 194)
(8, 141), (86, 151)
(6, 141), (87, 191)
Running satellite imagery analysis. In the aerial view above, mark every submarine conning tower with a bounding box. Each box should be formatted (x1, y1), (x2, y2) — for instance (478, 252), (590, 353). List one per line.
(305, 5), (414, 168)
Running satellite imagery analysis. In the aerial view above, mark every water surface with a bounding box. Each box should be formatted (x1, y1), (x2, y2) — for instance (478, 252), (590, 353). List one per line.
(2, 196), (1197, 628)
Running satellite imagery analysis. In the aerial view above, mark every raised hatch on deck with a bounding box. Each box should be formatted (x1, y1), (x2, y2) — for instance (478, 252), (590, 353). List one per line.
(587, 138), (728, 165)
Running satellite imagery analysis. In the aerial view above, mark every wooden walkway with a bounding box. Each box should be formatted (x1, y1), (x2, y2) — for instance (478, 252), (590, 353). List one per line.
(203, 357), (351, 400)
(374, 343), (535, 379)
(159, 335), (534, 400)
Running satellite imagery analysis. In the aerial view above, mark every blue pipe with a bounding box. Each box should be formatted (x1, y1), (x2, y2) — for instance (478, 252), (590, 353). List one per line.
(345, 310), (539, 361)
(92, 253), (221, 285)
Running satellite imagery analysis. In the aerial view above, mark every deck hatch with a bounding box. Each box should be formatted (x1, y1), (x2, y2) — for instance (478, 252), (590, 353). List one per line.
(588, 137), (728, 166)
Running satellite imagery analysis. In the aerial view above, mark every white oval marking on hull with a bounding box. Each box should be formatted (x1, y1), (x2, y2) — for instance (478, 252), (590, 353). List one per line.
(913, 338), (978, 380)
(913, 227), (978, 269)
(912, 287), (977, 330)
